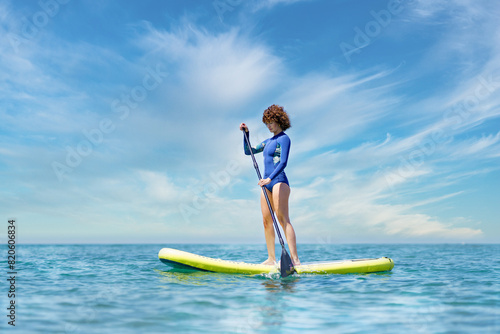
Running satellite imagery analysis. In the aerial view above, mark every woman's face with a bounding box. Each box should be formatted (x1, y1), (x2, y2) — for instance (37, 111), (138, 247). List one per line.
(266, 121), (281, 133)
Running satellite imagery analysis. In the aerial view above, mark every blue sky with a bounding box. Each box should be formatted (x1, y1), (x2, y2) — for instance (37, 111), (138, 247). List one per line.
(1, 0), (499, 244)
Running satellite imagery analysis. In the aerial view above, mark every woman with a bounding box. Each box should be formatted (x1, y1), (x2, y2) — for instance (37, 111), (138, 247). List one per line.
(240, 104), (300, 266)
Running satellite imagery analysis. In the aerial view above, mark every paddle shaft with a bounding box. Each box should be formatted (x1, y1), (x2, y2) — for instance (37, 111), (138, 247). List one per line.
(242, 130), (286, 247)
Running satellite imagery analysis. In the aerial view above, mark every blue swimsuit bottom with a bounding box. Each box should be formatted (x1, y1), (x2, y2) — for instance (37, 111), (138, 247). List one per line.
(264, 172), (289, 192)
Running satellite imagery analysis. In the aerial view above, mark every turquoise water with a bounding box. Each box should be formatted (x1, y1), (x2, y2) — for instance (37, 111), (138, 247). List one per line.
(1, 244), (499, 333)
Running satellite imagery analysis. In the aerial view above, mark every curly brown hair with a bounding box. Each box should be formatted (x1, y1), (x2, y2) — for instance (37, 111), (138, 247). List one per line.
(262, 104), (291, 131)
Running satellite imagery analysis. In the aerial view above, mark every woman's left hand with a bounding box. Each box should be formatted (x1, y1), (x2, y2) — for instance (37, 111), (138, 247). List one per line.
(258, 178), (271, 187)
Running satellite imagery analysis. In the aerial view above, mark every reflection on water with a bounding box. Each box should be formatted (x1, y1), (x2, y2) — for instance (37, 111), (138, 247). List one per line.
(156, 268), (208, 285)
(250, 276), (301, 331)
(155, 267), (302, 333)
(155, 267), (302, 289)
(155, 268), (244, 287)
(259, 275), (300, 292)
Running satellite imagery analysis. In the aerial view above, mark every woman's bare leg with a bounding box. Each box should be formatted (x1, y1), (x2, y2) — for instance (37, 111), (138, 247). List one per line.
(272, 183), (300, 265)
(260, 187), (276, 265)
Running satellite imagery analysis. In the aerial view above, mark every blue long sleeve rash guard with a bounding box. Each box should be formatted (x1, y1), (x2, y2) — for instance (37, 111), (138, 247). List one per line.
(243, 131), (291, 182)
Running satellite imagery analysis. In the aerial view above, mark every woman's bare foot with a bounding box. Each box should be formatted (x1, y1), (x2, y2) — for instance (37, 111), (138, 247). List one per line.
(292, 258), (301, 266)
(261, 258), (277, 266)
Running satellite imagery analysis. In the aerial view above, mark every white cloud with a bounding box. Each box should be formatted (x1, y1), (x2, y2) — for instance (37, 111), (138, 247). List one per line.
(251, 0), (314, 12)
(277, 69), (402, 156)
(138, 170), (183, 203)
(449, 132), (500, 158)
(137, 23), (283, 108)
(291, 171), (483, 241)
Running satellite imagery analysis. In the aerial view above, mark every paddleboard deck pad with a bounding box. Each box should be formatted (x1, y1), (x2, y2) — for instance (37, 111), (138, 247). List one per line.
(158, 248), (394, 275)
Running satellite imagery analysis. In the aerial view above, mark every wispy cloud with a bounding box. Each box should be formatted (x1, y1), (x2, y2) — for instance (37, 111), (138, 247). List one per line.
(251, 0), (314, 12)
(291, 171), (482, 241)
(136, 22), (283, 108)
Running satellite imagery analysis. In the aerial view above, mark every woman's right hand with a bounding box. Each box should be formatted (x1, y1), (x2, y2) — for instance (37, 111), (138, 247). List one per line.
(239, 123), (248, 132)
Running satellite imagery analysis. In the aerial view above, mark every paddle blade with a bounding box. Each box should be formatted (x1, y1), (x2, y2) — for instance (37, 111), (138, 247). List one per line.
(280, 248), (295, 277)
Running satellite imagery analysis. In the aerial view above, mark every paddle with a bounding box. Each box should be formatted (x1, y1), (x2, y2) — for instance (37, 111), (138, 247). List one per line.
(242, 129), (295, 277)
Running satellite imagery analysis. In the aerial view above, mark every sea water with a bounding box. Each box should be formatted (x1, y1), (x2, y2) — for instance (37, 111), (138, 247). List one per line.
(1, 244), (498, 333)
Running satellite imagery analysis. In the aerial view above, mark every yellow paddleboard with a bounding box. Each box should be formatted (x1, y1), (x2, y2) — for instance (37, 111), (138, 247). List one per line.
(158, 248), (394, 275)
